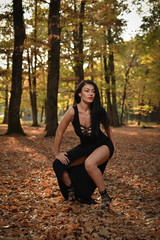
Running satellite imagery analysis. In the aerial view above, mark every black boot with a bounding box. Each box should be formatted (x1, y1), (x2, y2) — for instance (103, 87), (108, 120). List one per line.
(67, 185), (76, 202)
(100, 189), (112, 210)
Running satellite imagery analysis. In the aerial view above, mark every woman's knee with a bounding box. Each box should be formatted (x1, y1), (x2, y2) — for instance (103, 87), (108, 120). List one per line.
(85, 159), (95, 173)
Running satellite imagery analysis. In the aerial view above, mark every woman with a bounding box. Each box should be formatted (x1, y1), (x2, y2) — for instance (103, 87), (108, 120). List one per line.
(53, 80), (116, 210)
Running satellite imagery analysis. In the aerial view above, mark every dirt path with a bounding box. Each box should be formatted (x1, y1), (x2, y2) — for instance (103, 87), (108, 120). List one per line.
(0, 124), (160, 239)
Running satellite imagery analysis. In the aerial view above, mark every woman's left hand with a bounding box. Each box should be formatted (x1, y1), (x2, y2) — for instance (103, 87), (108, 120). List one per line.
(55, 152), (70, 165)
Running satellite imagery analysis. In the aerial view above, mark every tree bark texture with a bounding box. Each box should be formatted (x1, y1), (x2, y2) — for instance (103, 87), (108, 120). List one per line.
(7, 0), (25, 135)
(109, 52), (119, 126)
(138, 70), (148, 126)
(158, 102), (160, 124)
(108, 29), (119, 127)
(40, 105), (44, 123)
(27, 49), (34, 123)
(121, 54), (136, 125)
(73, 0), (84, 87)
(32, 0), (38, 126)
(79, 0), (85, 83)
(3, 84), (9, 124)
(103, 54), (113, 125)
(3, 53), (10, 124)
(46, 0), (60, 136)
(90, 24), (94, 82)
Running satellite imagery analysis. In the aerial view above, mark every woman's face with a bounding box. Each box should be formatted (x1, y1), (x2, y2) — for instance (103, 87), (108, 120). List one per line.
(79, 84), (95, 103)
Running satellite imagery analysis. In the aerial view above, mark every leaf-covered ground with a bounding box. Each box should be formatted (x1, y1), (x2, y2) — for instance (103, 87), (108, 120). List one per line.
(0, 124), (160, 240)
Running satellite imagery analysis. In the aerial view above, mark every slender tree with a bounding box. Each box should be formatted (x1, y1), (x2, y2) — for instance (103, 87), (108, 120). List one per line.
(121, 54), (136, 124)
(2, 52), (10, 124)
(73, 0), (85, 86)
(46, 0), (61, 136)
(107, 28), (119, 126)
(78, 0), (85, 83)
(7, 0), (26, 135)
(31, 0), (38, 126)
(103, 54), (113, 125)
(103, 30), (113, 125)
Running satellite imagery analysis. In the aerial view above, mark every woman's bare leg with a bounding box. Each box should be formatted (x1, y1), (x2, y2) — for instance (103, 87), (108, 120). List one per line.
(84, 145), (110, 192)
(85, 146), (111, 209)
(61, 171), (72, 187)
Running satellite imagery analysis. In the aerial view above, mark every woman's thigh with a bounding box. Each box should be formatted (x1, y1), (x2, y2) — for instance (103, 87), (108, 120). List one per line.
(85, 145), (110, 167)
(66, 142), (110, 168)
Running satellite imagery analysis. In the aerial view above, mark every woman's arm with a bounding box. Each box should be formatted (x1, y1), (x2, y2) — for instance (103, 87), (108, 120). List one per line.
(54, 107), (75, 164)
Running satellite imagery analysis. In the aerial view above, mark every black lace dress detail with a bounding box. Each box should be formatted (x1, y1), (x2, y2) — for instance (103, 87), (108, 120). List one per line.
(72, 105), (95, 142)
(80, 124), (92, 136)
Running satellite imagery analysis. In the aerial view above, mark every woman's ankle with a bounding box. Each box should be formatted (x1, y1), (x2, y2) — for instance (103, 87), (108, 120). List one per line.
(99, 189), (107, 196)
(67, 185), (75, 201)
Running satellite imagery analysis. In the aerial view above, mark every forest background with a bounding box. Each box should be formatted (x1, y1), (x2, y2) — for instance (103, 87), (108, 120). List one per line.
(0, 0), (160, 136)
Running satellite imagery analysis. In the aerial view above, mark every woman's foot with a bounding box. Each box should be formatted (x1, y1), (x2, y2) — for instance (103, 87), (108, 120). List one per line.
(100, 189), (112, 210)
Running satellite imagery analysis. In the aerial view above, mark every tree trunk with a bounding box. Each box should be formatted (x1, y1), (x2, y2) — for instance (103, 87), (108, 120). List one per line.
(121, 54), (136, 125)
(3, 53), (10, 124)
(103, 31), (113, 125)
(137, 70), (148, 126)
(73, 13), (79, 85)
(3, 84), (9, 124)
(46, 0), (60, 136)
(138, 94), (143, 126)
(7, 0), (25, 135)
(90, 55), (94, 81)
(32, 0), (38, 126)
(138, 87), (145, 126)
(90, 21), (94, 82)
(158, 102), (160, 124)
(45, 99), (47, 124)
(109, 52), (119, 126)
(103, 54), (113, 125)
(27, 49), (34, 120)
(108, 29), (119, 127)
(121, 80), (127, 125)
(78, 0), (85, 83)
(73, 0), (84, 87)
(40, 105), (44, 122)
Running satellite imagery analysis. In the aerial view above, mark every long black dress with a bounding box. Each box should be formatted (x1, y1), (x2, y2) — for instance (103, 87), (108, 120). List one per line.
(53, 105), (114, 202)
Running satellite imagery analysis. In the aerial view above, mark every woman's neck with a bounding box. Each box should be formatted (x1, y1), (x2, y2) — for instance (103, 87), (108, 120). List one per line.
(78, 101), (91, 112)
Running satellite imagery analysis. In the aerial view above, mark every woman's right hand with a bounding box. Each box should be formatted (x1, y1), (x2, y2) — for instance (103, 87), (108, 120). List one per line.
(55, 152), (70, 165)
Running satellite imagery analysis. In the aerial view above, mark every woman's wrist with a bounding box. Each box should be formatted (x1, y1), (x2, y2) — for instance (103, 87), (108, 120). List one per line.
(55, 152), (60, 158)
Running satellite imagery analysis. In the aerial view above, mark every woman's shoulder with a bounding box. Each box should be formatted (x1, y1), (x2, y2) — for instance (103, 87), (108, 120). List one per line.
(61, 106), (75, 124)
(65, 106), (76, 119)
(65, 106), (76, 123)
(72, 105), (77, 111)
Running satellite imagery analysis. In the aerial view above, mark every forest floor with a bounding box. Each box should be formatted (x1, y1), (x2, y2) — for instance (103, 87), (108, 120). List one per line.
(0, 123), (160, 240)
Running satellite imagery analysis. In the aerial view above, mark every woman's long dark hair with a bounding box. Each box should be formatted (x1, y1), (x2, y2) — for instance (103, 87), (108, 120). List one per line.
(74, 80), (110, 134)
